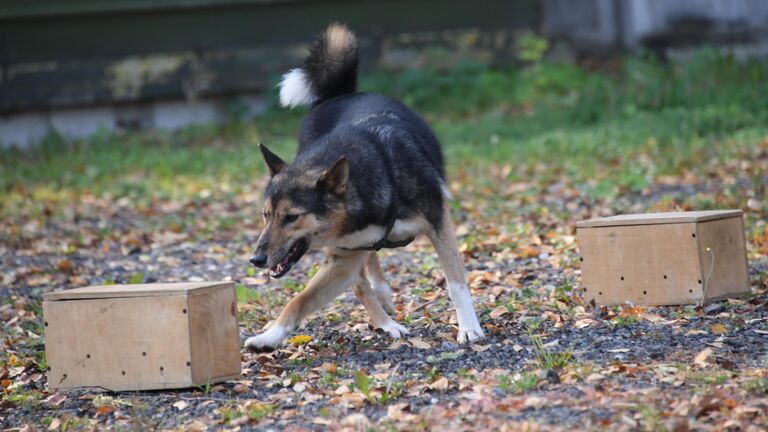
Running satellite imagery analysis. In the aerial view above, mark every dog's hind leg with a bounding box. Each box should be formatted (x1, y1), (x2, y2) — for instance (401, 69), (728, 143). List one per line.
(353, 265), (408, 338)
(427, 207), (485, 343)
(364, 253), (396, 314)
(245, 250), (368, 351)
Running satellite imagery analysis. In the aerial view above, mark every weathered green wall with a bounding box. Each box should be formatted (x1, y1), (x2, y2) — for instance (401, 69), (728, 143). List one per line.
(0, 0), (539, 113)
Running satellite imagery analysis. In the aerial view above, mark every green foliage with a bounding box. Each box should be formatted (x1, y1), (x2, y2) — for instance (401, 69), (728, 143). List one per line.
(282, 279), (303, 293)
(614, 315), (638, 327)
(517, 33), (549, 63)
(498, 371), (540, 393)
(528, 328), (572, 370)
(235, 283), (261, 304)
(128, 273), (143, 284)
(307, 263), (321, 279)
(744, 376), (768, 394)
(247, 403), (275, 422)
(355, 370), (372, 402)
(2, 48), (768, 217)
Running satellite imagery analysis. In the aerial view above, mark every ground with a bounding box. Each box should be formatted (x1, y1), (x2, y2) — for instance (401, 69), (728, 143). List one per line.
(2, 49), (768, 431)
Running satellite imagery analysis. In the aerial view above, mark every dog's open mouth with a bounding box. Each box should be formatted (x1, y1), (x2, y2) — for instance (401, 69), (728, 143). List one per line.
(269, 238), (309, 279)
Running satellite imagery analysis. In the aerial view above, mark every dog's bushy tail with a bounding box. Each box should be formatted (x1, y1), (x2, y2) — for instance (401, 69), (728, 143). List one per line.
(278, 23), (359, 108)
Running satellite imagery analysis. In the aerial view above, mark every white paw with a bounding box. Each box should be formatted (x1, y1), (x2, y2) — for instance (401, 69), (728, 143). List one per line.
(448, 281), (485, 343)
(245, 325), (289, 351)
(457, 324), (485, 343)
(376, 319), (409, 339)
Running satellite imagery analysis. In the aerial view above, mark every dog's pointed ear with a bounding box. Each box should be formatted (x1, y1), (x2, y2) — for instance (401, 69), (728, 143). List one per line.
(317, 157), (348, 197)
(259, 143), (287, 177)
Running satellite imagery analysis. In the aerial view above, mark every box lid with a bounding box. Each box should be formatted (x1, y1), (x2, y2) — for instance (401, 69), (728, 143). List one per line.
(576, 210), (742, 228)
(43, 282), (232, 301)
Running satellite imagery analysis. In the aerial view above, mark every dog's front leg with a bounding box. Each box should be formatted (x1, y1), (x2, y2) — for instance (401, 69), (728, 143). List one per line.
(245, 251), (367, 351)
(364, 253), (396, 314)
(353, 265), (409, 339)
(428, 207), (485, 343)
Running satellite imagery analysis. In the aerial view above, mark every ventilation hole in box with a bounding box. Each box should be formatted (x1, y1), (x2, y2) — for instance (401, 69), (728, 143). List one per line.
(63, 374), (67, 379)
(47, 367), (51, 371)
(183, 308), (187, 314)
(86, 354), (91, 359)
(689, 289), (693, 293)
(692, 233), (696, 238)
(122, 371), (126, 376)
(643, 290), (647, 295)
(44, 321), (48, 327)
(580, 257), (584, 262)
(620, 276), (624, 281)
(142, 352), (147, 357)
(663, 275), (668, 279)
(160, 366), (164, 372)
(186, 361), (191, 367)
(598, 291), (603, 295)
(698, 279), (702, 284)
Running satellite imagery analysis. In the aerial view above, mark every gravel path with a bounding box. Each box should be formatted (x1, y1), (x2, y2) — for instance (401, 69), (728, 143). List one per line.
(2, 179), (767, 431)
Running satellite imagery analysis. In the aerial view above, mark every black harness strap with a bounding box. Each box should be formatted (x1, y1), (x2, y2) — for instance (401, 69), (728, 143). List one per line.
(344, 208), (415, 251)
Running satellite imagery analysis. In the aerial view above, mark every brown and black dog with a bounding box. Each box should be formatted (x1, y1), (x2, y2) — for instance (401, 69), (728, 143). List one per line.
(245, 24), (484, 350)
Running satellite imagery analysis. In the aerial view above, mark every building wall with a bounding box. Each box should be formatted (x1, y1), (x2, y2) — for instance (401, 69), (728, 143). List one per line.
(544, 0), (768, 51)
(0, 0), (539, 148)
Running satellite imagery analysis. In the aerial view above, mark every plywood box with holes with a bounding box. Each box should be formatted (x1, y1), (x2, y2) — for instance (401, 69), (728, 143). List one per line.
(43, 282), (241, 391)
(577, 210), (749, 306)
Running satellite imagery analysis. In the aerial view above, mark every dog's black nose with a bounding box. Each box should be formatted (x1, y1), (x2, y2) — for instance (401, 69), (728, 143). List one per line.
(249, 254), (267, 268)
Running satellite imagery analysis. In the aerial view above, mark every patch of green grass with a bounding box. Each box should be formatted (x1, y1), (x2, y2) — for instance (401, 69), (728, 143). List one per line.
(424, 366), (441, 382)
(744, 376), (768, 394)
(498, 371), (540, 393)
(2, 48), (768, 218)
(247, 403), (275, 422)
(688, 371), (730, 385)
(528, 328), (573, 370)
(456, 368), (476, 381)
(287, 357), (314, 368)
(614, 315), (638, 327)
(235, 283), (261, 304)
(282, 279), (304, 293)
(2, 388), (42, 409)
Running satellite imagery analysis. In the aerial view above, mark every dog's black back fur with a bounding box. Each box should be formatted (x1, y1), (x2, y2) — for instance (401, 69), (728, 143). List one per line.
(299, 94), (446, 234)
(274, 24), (448, 239)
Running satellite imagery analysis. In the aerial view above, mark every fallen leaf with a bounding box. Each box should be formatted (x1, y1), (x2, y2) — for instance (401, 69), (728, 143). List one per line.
(428, 377), (449, 391)
(173, 400), (189, 411)
(489, 306), (509, 319)
(47, 418), (61, 431)
(288, 334), (312, 346)
(694, 348), (713, 367)
(95, 405), (116, 416)
(409, 338), (431, 349)
(524, 396), (547, 408)
(56, 260), (73, 273)
(43, 393), (67, 407)
(709, 323), (728, 334)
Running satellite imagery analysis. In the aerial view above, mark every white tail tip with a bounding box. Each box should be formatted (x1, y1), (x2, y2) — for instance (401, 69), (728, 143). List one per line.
(278, 68), (317, 108)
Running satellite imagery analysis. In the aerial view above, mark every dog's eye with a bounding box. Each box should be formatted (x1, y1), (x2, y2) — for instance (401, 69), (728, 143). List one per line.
(284, 214), (300, 224)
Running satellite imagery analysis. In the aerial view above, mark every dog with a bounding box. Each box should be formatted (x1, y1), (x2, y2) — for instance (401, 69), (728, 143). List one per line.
(245, 24), (484, 350)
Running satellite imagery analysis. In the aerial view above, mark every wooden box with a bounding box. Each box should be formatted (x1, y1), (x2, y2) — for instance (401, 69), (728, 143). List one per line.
(43, 282), (241, 391)
(577, 210), (749, 306)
